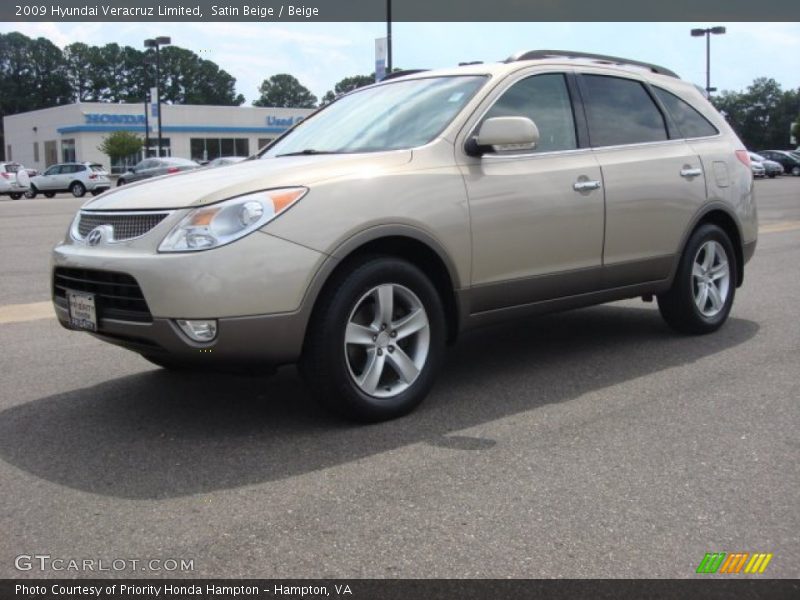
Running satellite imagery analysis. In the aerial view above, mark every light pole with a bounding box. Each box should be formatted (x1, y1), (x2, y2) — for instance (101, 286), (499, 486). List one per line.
(690, 26), (726, 95)
(386, 0), (392, 74)
(144, 36), (171, 157)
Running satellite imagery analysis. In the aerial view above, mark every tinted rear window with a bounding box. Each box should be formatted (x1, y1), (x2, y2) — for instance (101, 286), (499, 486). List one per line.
(653, 87), (718, 138)
(582, 75), (668, 147)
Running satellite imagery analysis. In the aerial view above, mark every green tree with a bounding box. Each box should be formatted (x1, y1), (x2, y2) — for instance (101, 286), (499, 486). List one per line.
(148, 46), (244, 106)
(713, 78), (800, 149)
(98, 130), (143, 162)
(792, 115), (800, 146)
(253, 74), (317, 108)
(0, 32), (71, 159)
(321, 74), (375, 105)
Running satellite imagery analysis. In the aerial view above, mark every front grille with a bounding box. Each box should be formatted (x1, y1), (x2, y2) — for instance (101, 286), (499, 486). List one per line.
(53, 267), (152, 323)
(77, 211), (169, 241)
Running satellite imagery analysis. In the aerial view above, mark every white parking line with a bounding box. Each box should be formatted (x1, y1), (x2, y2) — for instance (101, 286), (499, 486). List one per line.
(0, 301), (55, 325)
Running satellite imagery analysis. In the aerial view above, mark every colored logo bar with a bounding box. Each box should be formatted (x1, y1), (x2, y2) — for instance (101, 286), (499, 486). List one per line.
(697, 552), (773, 574)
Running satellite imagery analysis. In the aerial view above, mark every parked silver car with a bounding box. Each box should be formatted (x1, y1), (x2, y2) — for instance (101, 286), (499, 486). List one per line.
(52, 50), (757, 421)
(117, 157), (199, 186)
(29, 162), (110, 198)
(0, 162), (30, 199)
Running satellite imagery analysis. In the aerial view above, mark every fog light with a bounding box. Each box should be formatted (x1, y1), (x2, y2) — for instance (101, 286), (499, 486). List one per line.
(176, 319), (217, 342)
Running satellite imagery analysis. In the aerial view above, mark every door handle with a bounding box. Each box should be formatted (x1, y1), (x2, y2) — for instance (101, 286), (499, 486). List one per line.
(680, 167), (703, 178)
(573, 180), (602, 192)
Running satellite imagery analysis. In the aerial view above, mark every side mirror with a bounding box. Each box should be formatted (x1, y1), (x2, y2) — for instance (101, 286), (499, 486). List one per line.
(130, 167), (136, 173)
(466, 116), (540, 156)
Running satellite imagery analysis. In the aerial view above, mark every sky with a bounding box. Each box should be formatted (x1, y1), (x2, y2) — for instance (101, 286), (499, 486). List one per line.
(1, 21), (798, 104)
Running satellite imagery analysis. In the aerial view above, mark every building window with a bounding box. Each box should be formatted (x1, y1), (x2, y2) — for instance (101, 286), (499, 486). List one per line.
(258, 138), (274, 150)
(33, 142), (39, 163)
(61, 139), (76, 163)
(44, 141), (57, 166)
(190, 137), (250, 162)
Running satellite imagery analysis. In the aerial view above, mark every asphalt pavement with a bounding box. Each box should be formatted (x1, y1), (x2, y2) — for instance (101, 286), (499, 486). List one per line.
(0, 179), (798, 578)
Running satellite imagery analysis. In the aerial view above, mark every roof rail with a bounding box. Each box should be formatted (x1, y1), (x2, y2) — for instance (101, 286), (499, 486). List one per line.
(505, 50), (680, 79)
(381, 69), (429, 81)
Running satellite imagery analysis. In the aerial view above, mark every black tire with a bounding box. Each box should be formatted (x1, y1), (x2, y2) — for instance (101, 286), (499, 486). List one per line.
(301, 256), (446, 422)
(44, 192), (55, 198)
(658, 223), (737, 335)
(25, 186), (37, 199)
(792, 166), (800, 176)
(70, 181), (86, 197)
(9, 193), (22, 200)
(768, 173), (776, 179)
(117, 179), (126, 186)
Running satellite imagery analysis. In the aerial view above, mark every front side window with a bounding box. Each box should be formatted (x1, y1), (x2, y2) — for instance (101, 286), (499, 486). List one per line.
(44, 166), (59, 176)
(482, 73), (577, 153)
(653, 87), (718, 138)
(262, 76), (486, 157)
(582, 75), (668, 147)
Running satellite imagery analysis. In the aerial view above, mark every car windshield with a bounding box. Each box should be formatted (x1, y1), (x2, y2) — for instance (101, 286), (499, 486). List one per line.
(261, 75), (486, 157)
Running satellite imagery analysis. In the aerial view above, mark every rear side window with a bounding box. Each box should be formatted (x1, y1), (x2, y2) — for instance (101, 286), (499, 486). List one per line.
(483, 73), (577, 153)
(653, 87), (718, 138)
(581, 75), (668, 147)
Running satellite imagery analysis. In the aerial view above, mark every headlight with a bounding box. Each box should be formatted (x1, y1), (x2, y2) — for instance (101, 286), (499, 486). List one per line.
(158, 187), (307, 252)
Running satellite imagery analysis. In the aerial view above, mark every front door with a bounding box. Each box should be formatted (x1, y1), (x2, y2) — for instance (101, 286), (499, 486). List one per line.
(458, 72), (605, 312)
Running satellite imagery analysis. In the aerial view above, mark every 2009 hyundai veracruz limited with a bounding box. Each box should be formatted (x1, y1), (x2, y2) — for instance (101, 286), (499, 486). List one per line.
(52, 50), (757, 422)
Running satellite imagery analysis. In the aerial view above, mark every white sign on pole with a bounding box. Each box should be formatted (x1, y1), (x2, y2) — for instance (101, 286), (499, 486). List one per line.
(375, 37), (387, 82)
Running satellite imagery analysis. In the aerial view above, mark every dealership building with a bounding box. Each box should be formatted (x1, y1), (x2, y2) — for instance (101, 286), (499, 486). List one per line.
(3, 102), (314, 173)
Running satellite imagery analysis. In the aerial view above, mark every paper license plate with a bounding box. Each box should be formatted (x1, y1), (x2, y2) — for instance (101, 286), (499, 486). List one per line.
(67, 290), (97, 331)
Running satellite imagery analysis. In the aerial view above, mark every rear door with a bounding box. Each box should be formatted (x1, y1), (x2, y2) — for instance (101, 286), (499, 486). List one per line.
(578, 72), (707, 285)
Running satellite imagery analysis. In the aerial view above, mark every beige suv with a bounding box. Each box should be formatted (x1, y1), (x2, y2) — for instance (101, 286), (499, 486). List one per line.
(52, 50), (757, 421)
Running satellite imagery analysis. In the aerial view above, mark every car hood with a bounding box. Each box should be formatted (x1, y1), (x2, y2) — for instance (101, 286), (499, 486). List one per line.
(83, 151), (413, 211)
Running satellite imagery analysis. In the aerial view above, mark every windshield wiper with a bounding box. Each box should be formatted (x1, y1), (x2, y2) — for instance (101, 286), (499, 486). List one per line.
(275, 149), (340, 157)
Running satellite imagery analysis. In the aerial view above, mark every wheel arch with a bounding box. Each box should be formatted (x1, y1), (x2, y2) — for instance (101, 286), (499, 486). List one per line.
(302, 226), (464, 344)
(679, 204), (745, 287)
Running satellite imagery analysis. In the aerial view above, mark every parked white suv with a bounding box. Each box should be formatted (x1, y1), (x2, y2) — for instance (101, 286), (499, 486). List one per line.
(29, 162), (111, 198)
(0, 162), (31, 199)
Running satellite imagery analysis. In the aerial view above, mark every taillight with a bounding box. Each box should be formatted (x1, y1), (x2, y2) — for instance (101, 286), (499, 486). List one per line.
(89, 174), (97, 179)
(0, 172), (9, 179)
(167, 166), (180, 174)
(735, 150), (751, 168)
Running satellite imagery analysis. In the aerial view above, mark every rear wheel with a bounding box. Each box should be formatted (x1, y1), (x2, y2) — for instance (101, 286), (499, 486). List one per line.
(70, 181), (86, 197)
(9, 193), (22, 200)
(658, 223), (736, 334)
(301, 256), (446, 422)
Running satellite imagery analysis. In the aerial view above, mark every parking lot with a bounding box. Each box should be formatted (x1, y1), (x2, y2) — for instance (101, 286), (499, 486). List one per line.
(0, 178), (798, 578)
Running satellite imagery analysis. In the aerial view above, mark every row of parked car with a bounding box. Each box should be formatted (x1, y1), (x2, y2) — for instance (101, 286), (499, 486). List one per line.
(749, 149), (800, 178)
(0, 156), (248, 199)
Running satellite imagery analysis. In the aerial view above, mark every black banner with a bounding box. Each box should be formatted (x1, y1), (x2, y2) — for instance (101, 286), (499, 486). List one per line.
(2, 579), (800, 600)
(3, 0), (800, 22)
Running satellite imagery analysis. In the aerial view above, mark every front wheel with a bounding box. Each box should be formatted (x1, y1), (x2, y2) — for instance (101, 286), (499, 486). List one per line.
(70, 182), (86, 197)
(658, 223), (736, 334)
(301, 256), (446, 422)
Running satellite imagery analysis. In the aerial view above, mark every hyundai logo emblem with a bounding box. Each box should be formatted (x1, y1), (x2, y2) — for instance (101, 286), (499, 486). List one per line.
(86, 225), (113, 246)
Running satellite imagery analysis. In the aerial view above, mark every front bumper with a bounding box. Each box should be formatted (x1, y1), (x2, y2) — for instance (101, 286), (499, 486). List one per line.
(52, 228), (329, 366)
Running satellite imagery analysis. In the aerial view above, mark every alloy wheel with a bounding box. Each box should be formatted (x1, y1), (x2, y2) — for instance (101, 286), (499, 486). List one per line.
(692, 240), (730, 317)
(344, 283), (430, 398)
